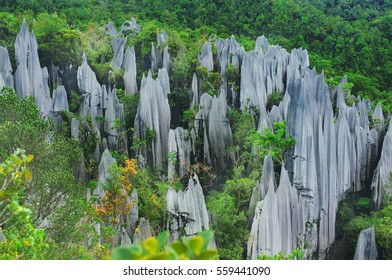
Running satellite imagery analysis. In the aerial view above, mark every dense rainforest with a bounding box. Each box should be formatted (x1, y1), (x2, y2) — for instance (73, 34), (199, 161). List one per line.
(0, 0), (391, 260)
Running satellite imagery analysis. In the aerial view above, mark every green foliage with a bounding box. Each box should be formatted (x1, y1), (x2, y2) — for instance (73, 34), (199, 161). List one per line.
(112, 230), (217, 260)
(146, 128), (157, 141)
(33, 13), (82, 66)
(258, 248), (305, 260)
(248, 121), (296, 166)
(207, 174), (256, 259)
(266, 91), (283, 111)
(0, 149), (49, 260)
(196, 65), (221, 96)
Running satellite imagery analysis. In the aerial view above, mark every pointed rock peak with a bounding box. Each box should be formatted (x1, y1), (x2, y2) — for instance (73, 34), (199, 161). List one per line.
(82, 53), (87, 64)
(373, 102), (384, 121)
(20, 18), (28, 33)
(255, 35), (270, 54)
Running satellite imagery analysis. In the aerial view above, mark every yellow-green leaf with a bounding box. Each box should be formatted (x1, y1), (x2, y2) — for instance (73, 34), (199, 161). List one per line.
(143, 237), (158, 254)
(27, 154), (34, 163)
(188, 236), (204, 255)
(25, 171), (32, 180)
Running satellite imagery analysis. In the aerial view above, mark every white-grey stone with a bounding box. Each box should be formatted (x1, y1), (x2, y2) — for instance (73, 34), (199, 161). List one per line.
(354, 226), (378, 260)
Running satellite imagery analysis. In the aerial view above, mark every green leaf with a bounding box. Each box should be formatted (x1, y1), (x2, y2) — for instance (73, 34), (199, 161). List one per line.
(197, 230), (213, 251)
(156, 231), (169, 251)
(188, 236), (204, 255)
(170, 240), (187, 255)
(112, 247), (136, 260)
(197, 250), (218, 260)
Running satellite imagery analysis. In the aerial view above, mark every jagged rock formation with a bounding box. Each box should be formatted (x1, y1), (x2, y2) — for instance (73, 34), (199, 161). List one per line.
(93, 148), (116, 198)
(134, 72), (171, 167)
(245, 36), (381, 259)
(240, 37), (308, 113)
(52, 85), (69, 112)
(215, 35), (244, 96)
(248, 163), (301, 258)
(104, 87), (126, 150)
(168, 127), (192, 179)
(198, 41), (214, 71)
(372, 121), (392, 210)
(121, 18), (141, 36)
(353, 226), (378, 260)
(193, 92), (233, 168)
(78, 53), (102, 120)
(166, 173), (210, 242)
(14, 20), (52, 117)
(0, 46), (14, 90)
(111, 37), (127, 68)
(123, 46), (138, 94)
(104, 21), (118, 37)
(133, 218), (152, 243)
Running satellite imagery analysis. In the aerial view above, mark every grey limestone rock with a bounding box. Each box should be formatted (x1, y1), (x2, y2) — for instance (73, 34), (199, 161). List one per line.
(167, 173), (210, 242)
(93, 148), (116, 198)
(163, 46), (171, 71)
(168, 127), (192, 179)
(134, 72), (171, 167)
(0, 46), (14, 90)
(190, 73), (199, 106)
(353, 226), (378, 260)
(121, 227), (133, 246)
(158, 68), (170, 97)
(71, 118), (80, 139)
(123, 46), (138, 94)
(121, 18), (141, 36)
(77, 53), (102, 120)
(133, 218), (152, 243)
(372, 121), (392, 210)
(104, 22), (118, 37)
(14, 20), (52, 117)
(52, 85), (69, 112)
(198, 41), (214, 71)
(194, 92), (233, 168)
(111, 37), (127, 68)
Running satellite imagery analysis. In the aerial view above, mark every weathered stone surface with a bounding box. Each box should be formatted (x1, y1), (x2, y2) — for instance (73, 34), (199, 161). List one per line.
(133, 218), (152, 243)
(167, 173), (210, 242)
(111, 37), (127, 68)
(190, 73), (199, 106)
(120, 227), (133, 246)
(354, 226), (378, 260)
(123, 46), (138, 94)
(104, 87), (125, 149)
(14, 20), (52, 117)
(121, 18), (141, 35)
(193, 92), (233, 168)
(163, 46), (171, 71)
(168, 127), (192, 179)
(158, 68), (170, 97)
(372, 121), (392, 210)
(0, 46), (14, 90)
(248, 165), (300, 259)
(52, 85), (69, 112)
(93, 148), (116, 198)
(71, 118), (80, 139)
(104, 21), (118, 37)
(77, 53), (102, 120)
(198, 41), (214, 71)
(134, 72), (171, 167)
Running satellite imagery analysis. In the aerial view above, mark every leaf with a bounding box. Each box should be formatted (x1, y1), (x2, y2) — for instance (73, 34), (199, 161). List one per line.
(25, 171), (32, 180)
(170, 240), (187, 255)
(197, 250), (218, 260)
(112, 246), (135, 260)
(143, 237), (158, 254)
(156, 231), (169, 250)
(188, 236), (204, 255)
(27, 154), (34, 163)
(0, 166), (3, 174)
(197, 230), (213, 251)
